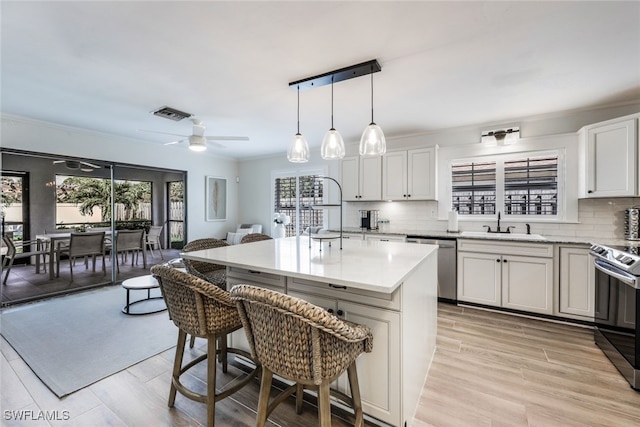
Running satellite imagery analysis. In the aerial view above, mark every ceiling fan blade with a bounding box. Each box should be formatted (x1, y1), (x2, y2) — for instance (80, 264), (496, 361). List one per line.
(163, 140), (184, 146)
(81, 161), (100, 169)
(205, 136), (250, 141)
(139, 129), (189, 138)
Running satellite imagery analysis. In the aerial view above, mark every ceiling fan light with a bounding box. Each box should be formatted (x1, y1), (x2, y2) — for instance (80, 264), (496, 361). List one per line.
(188, 135), (207, 152)
(359, 123), (386, 156)
(287, 133), (310, 163)
(321, 128), (345, 159)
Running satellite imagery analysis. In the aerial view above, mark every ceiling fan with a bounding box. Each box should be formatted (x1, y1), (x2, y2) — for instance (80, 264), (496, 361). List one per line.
(140, 118), (249, 152)
(53, 160), (101, 172)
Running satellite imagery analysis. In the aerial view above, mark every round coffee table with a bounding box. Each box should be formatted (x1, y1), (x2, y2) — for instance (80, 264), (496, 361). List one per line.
(121, 275), (167, 315)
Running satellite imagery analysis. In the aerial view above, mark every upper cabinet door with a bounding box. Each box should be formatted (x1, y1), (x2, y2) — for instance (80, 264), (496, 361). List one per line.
(340, 156), (360, 201)
(407, 147), (436, 200)
(584, 117), (637, 197)
(359, 156), (382, 201)
(382, 151), (408, 200)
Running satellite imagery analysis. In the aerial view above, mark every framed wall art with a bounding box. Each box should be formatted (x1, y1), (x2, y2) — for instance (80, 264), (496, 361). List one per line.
(205, 176), (227, 221)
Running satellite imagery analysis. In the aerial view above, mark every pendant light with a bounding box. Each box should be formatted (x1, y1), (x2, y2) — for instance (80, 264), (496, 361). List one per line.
(321, 77), (345, 159)
(287, 85), (310, 163)
(359, 66), (386, 156)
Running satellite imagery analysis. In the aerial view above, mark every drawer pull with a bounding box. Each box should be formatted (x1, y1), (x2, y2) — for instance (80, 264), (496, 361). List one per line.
(327, 308), (334, 314)
(329, 284), (347, 289)
(248, 270), (261, 274)
(337, 309), (344, 316)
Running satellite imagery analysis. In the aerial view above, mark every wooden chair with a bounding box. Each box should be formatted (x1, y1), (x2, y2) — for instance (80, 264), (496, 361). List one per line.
(239, 233), (273, 244)
(150, 265), (260, 427)
(181, 238), (229, 289)
(2, 235), (48, 285)
(114, 229), (146, 273)
(230, 284), (373, 427)
(145, 225), (164, 259)
(56, 232), (106, 282)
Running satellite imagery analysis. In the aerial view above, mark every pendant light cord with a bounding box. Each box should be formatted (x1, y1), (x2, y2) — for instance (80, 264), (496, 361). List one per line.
(330, 77), (335, 129)
(370, 66), (374, 124)
(297, 85), (301, 134)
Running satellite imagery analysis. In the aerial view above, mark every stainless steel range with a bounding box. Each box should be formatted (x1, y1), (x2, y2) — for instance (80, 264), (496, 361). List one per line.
(590, 243), (640, 390)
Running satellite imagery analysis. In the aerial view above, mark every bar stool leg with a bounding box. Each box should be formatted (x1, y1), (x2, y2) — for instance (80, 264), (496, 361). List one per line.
(256, 368), (273, 427)
(318, 383), (332, 427)
(207, 334), (216, 427)
(169, 330), (187, 407)
(347, 362), (364, 427)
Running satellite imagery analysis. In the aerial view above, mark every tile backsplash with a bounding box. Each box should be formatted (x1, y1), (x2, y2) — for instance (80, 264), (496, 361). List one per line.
(343, 198), (639, 241)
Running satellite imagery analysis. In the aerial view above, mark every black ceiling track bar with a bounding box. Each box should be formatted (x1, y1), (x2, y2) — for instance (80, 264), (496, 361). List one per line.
(288, 59), (381, 90)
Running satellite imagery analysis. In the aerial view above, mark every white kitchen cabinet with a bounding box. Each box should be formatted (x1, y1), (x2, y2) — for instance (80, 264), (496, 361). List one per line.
(579, 114), (639, 198)
(557, 246), (594, 320)
(458, 240), (554, 315)
(382, 147), (437, 201)
(340, 155), (381, 201)
(287, 282), (401, 425)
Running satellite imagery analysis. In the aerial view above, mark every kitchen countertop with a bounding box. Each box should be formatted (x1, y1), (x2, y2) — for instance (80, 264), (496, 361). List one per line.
(181, 236), (437, 294)
(335, 227), (623, 246)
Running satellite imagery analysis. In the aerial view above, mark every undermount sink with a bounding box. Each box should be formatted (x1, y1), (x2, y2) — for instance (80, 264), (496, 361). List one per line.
(460, 231), (547, 241)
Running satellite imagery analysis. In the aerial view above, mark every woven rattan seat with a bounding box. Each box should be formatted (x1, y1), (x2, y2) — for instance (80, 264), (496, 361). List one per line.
(239, 233), (273, 244)
(151, 265), (260, 427)
(230, 284), (373, 427)
(182, 238), (229, 289)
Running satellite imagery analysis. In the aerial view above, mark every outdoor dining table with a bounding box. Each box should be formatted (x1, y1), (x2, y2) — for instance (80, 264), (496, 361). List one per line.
(36, 231), (115, 280)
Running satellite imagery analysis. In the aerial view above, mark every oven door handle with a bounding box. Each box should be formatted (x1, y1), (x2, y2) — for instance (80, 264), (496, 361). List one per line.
(594, 258), (639, 287)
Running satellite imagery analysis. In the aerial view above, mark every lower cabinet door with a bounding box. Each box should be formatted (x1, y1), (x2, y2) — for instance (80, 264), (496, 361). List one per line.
(337, 300), (401, 426)
(559, 247), (594, 319)
(502, 255), (554, 315)
(457, 252), (501, 306)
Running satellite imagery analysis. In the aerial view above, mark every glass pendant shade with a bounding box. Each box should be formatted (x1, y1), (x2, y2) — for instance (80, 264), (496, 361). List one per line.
(359, 122), (386, 156)
(287, 133), (310, 163)
(321, 128), (345, 160)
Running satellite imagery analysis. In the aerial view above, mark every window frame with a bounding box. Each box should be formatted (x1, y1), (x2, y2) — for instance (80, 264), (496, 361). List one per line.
(450, 149), (565, 221)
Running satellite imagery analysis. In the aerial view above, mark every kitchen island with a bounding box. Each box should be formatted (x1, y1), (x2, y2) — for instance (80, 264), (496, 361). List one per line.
(181, 236), (437, 427)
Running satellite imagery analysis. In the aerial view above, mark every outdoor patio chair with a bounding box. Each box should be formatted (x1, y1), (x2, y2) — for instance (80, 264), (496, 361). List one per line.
(181, 238), (229, 289)
(114, 229), (146, 273)
(56, 232), (106, 282)
(145, 225), (164, 260)
(150, 265), (260, 427)
(230, 284), (373, 427)
(2, 235), (49, 285)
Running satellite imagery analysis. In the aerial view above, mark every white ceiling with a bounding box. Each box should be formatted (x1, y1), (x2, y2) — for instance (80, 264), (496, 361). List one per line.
(2, 1), (639, 159)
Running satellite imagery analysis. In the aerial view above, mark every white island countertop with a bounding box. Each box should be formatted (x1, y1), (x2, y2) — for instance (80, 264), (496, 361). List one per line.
(181, 236), (437, 294)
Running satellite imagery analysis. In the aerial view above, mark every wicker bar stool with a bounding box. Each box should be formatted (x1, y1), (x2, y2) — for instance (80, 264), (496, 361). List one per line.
(182, 238), (229, 289)
(230, 284), (373, 427)
(150, 265), (260, 427)
(239, 233), (273, 244)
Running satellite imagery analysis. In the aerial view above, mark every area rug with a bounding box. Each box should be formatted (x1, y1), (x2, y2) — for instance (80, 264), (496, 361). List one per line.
(0, 285), (177, 397)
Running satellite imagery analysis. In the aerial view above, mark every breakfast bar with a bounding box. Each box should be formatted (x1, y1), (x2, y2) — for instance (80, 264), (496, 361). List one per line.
(181, 236), (438, 427)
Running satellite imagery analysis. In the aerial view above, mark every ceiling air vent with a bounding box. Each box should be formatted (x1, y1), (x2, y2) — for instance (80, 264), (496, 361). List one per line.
(152, 106), (192, 121)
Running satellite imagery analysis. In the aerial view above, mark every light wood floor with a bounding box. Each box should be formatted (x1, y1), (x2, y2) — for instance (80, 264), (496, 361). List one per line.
(2, 302), (640, 426)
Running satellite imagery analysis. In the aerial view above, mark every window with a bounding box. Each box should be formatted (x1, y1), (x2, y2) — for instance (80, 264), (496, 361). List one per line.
(274, 174), (324, 237)
(451, 153), (560, 218)
(452, 161), (496, 215)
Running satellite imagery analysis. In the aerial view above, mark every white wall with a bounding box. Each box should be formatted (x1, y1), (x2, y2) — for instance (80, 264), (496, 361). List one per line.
(0, 115), (239, 240)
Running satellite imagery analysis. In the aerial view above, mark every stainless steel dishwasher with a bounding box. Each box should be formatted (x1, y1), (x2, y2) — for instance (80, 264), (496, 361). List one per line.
(406, 236), (457, 303)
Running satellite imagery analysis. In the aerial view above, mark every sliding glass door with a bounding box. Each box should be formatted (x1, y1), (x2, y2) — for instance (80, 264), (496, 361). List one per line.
(0, 150), (186, 306)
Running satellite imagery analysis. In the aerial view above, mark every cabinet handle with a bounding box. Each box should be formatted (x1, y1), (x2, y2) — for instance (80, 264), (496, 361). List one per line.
(503, 259), (508, 263)
(407, 194), (411, 198)
(403, 194), (406, 197)
(327, 308), (334, 314)
(248, 270), (261, 274)
(380, 239), (389, 242)
(329, 284), (347, 289)
(337, 309), (344, 316)
(588, 190), (593, 194)
(496, 259), (501, 263)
